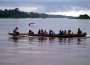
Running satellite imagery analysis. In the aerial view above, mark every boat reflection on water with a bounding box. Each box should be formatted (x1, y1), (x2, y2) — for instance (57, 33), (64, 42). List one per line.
(9, 36), (19, 43)
(58, 38), (72, 43)
(49, 37), (55, 43)
(38, 36), (47, 42)
(76, 37), (86, 44)
(28, 36), (35, 42)
(8, 36), (86, 45)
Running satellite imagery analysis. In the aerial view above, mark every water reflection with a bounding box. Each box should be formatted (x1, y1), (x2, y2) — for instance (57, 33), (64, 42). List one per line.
(49, 37), (55, 43)
(76, 37), (86, 45)
(9, 36), (19, 42)
(8, 36), (28, 47)
(8, 36), (86, 45)
(38, 36), (47, 42)
(58, 38), (72, 43)
(28, 36), (35, 42)
(77, 38), (81, 44)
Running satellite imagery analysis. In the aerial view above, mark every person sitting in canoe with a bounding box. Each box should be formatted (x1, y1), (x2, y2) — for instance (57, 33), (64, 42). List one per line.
(59, 30), (62, 35)
(68, 30), (71, 34)
(38, 29), (41, 34)
(77, 28), (82, 34)
(29, 30), (34, 34)
(40, 29), (45, 35)
(13, 27), (19, 34)
(49, 30), (55, 35)
(38, 29), (48, 35)
(44, 30), (48, 34)
(38, 29), (44, 34)
(59, 30), (65, 35)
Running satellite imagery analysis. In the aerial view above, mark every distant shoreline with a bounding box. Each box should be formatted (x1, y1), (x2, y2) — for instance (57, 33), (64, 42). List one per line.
(0, 8), (90, 19)
(69, 17), (90, 19)
(0, 8), (72, 18)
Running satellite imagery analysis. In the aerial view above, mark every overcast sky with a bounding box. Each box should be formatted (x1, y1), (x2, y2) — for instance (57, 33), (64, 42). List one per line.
(0, 0), (90, 16)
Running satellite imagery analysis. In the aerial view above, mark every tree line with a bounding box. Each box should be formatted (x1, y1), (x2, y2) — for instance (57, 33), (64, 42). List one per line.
(0, 8), (71, 18)
(79, 14), (90, 19)
(0, 8), (48, 18)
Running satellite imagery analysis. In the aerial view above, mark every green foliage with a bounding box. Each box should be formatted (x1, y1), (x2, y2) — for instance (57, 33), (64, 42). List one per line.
(0, 8), (71, 18)
(0, 8), (48, 18)
(79, 14), (90, 19)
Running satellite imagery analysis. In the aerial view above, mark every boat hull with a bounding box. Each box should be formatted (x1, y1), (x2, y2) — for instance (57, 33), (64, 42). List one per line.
(8, 33), (87, 38)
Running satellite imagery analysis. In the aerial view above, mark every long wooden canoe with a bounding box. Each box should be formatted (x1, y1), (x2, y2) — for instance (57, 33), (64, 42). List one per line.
(8, 33), (87, 38)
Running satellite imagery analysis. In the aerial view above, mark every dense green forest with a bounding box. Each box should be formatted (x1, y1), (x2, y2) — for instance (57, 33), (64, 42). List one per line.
(0, 8), (46, 18)
(70, 14), (90, 19)
(78, 14), (90, 19)
(0, 8), (70, 18)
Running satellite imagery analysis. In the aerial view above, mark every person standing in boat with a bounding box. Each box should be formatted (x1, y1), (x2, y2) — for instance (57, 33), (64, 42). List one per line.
(13, 27), (19, 34)
(77, 28), (82, 34)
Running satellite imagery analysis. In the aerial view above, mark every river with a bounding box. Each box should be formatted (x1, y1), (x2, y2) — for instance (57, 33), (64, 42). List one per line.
(0, 18), (90, 65)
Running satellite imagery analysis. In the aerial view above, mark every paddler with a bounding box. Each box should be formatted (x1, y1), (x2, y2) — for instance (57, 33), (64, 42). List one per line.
(13, 27), (19, 34)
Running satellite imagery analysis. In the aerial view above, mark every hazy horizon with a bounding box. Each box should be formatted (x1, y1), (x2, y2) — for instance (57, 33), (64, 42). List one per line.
(0, 0), (90, 16)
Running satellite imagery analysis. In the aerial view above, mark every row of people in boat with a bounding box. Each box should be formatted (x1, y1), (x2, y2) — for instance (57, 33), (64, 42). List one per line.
(13, 27), (83, 35)
(37, 28), (82, 35)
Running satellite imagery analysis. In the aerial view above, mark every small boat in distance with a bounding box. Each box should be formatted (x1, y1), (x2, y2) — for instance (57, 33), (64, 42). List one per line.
(8, 33), (87, 38)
